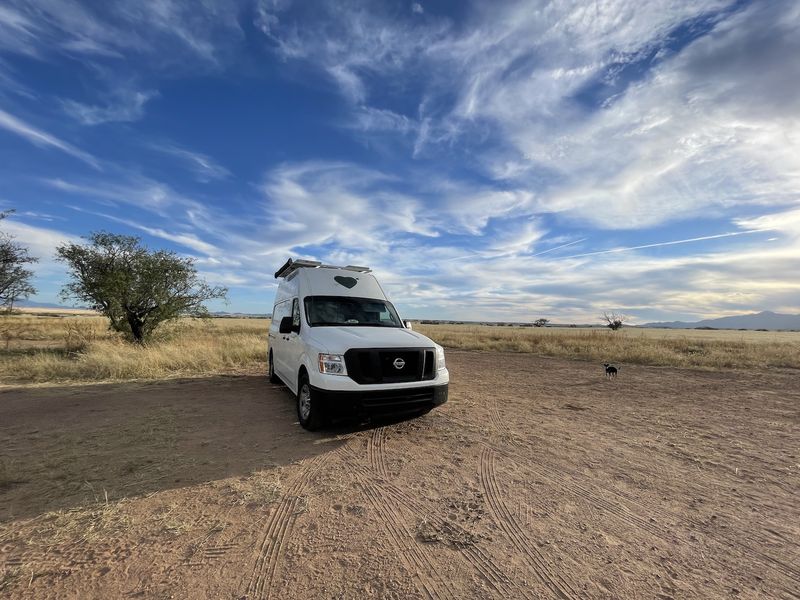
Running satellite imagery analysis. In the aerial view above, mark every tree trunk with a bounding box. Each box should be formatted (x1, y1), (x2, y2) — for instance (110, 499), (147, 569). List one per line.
(126, 311), (145, 343)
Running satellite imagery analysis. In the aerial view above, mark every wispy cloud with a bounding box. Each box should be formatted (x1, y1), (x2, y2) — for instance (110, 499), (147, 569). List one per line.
(1, 0), (245, 66)
(260, 1), (800, 232)
(736, 207), (800, 238)
(0, 4), (39, 57)
(0, 56), (36, 99)
(257, 2), (449, 103)
(63, 89), (158, 125)
(19, 155), (800, 321)
(0, 107), (100, 169)
(149, 142), (230, 182)
(260, 161), (438, 250)
(44, 175), (196, 214)
(0, 217), (79, 275)
(122, 224), (220, 256)
(67, 204), (222, 256)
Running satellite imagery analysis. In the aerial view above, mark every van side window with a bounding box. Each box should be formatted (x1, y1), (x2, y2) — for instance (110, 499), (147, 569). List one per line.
(272, 300), (290, 327)
(291, 298), (300, 328)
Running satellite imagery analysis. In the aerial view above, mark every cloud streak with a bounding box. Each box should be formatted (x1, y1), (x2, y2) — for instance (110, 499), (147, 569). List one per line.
(559, 230), (771, 260)
(149, 143), (230, 182)
(1, 0), (245, 66)
(0, 107), (100, 169)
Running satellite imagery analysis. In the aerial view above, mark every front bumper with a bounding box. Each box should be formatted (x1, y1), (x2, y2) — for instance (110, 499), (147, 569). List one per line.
(310, 383), (448, 419)
(312, 367), (449, 391)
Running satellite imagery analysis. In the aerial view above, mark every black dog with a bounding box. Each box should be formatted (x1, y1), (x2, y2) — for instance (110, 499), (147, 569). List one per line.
(603, 363), (619, 378)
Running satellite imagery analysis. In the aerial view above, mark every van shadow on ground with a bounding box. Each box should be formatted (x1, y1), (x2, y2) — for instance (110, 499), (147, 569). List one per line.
(0, 375), (387, 523)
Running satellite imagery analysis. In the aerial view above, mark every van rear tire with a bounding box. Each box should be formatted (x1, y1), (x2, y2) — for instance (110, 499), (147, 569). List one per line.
(268, 351), (280, 384)
(297, 373), (324, 431)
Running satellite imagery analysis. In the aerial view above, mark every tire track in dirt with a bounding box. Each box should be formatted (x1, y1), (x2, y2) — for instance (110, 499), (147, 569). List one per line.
(347, 454), (525, 599)
(457, 406), (624, 534)
(243, 453), (328, 600)
(479, 393), (800, 588)
(356, 475), (456, 600)
(349, 428), (530, 598)
(483, 399), (800, 591)
(345, 439), (457, 600)
(352, 430), (530, 599)
(386, 485), (525, 599)
(488, 400), (506, 435)
(367, 426), (390, 479)
(508, 445), (800, 594)
(479, 447), (583, 600)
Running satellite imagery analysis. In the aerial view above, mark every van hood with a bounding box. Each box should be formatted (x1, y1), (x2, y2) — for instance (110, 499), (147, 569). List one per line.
(306, 326), (436, 352)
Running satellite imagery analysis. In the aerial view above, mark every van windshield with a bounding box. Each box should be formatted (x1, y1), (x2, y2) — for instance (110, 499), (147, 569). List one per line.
(304, 296), (403, 327)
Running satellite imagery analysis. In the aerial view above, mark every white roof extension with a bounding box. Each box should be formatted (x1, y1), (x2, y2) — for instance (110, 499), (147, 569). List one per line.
(274, 258), (371, 279)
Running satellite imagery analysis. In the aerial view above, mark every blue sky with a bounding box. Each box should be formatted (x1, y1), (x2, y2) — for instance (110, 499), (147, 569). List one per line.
(1, 0), (799, 323)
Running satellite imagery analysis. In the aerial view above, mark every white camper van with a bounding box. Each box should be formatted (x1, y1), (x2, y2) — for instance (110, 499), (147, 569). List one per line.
(268, 259), (449, 430)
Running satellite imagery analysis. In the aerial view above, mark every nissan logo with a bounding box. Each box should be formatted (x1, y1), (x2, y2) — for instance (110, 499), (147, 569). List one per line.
(393, 357), (406, 370)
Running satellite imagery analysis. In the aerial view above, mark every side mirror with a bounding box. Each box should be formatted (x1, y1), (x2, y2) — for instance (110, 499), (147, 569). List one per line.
(279, 316), (293, 334)
(403, 320), (413, 330)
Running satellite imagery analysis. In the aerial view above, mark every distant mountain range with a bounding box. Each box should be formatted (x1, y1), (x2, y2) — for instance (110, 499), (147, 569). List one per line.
(18, 300), (78, 309)
(15, 302), (798, 330)
(642, 311), (800, 330)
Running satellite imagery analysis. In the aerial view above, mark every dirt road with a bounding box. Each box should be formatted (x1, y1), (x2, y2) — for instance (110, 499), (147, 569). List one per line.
(1, 352), (798, 599)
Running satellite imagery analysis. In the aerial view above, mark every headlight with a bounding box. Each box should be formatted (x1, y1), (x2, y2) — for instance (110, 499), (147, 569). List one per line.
(435, 346), (446, 370)
(319, 353), (347, 375)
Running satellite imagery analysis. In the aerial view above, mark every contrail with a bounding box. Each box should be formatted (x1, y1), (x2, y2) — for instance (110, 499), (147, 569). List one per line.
(444, 236), (587, 262)
(558, 229), (770, 260)
(530, 237), (587, 257)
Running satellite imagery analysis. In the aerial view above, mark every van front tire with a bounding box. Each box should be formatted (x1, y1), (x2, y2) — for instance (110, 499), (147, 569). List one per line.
(297, 373), (324, 431)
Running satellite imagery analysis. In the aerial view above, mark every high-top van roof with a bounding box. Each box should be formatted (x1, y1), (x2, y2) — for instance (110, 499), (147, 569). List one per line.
(273, 260), (388, 307)
(300, 267), (386, 299)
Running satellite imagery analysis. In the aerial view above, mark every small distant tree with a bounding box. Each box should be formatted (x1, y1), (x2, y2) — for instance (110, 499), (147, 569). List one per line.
(56, 232), (227, 343)
(602, 311), (627, 331)
(533, 318), (549, 328)
(0, 210), (38, 312)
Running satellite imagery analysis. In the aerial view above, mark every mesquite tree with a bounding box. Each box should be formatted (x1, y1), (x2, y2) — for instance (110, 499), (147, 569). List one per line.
(602, 311), (627, 331)
(56, 232), (227, 343)
(0, 210), (38, 311)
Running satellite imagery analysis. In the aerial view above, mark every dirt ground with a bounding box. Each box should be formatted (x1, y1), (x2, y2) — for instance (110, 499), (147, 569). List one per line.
(1, 352), (798, 599)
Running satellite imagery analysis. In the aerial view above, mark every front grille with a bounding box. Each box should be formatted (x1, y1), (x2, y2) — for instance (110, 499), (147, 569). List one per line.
(345, 348), (436, 384)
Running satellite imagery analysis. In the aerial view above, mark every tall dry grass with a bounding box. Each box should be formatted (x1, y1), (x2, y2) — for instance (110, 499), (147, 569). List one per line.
(0, 314), (268, 384)
(1, 313), (798, 384)
(414, 324), (800, 370)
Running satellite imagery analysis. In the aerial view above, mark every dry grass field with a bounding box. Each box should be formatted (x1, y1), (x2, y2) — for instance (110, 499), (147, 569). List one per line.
(0, 313), (267, 384)
(415, 323), (800, 371)
(1, 312), (798, 385)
